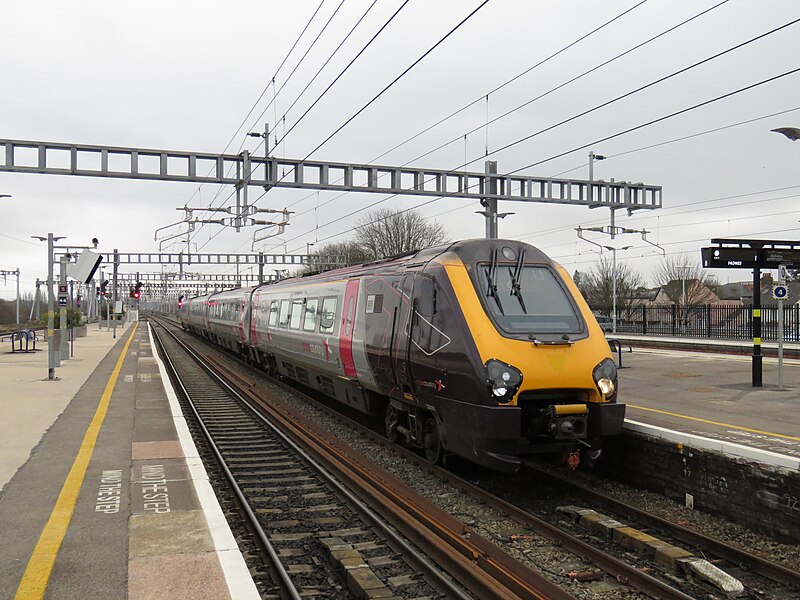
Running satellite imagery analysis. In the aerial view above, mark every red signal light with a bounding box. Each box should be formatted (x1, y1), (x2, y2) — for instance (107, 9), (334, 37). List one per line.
(133, 291), (140, 299)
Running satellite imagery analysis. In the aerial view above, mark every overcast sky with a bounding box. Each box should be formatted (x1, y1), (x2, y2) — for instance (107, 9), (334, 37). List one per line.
(1, 0), (799, 300)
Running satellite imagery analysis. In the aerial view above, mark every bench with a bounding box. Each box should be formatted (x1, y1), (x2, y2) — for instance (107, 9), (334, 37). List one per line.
(607, 338), (632, 368)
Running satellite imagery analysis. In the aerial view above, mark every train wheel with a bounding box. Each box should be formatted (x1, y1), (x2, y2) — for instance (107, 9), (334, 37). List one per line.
(423, 416), (443, 464)
(385, 406), (400, 443)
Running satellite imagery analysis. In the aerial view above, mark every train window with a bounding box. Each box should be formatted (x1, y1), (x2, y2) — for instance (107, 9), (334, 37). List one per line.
(416, 276), (436, 318)
(303, 298), (318, 332)
(278, 300), (291, 328)
(289, 299), (304, 329)
(319, 297), (337, 333)
(480, 265), (581, 333)
(268, 300), (278, 326)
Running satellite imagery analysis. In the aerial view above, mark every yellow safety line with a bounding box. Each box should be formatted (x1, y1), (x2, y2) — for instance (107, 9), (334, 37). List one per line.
(628, 403), (800, 442)
(14, 323), (139, 600)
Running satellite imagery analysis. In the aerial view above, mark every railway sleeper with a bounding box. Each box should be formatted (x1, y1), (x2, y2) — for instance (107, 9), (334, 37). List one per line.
(557, 505), (745, 595)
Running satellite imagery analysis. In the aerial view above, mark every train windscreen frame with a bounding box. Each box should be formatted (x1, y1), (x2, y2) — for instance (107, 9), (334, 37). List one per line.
(478, 264), (582, 335)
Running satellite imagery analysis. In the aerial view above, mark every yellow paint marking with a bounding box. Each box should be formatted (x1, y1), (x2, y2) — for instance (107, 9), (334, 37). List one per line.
(628, 403), (800, 442)
(753, 309), (761, 317)
(753, 337), (762, 345)
(14, 323), (139, 600)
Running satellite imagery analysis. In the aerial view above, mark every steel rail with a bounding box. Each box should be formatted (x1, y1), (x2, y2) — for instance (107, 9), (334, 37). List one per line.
(149, 322), (303, 600)
(214, 352), (699, 600)
(205, 355), (571, 600)
(521, 461), (800, 588)
(152, 318), (476, 600)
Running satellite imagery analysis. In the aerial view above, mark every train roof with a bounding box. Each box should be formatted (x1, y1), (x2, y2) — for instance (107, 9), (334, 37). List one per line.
(183, 239), (553, 301)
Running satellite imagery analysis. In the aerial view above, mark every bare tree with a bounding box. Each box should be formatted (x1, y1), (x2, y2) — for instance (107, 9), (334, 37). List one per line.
(581, 256), (644, 311)
(299, 240), (370, 275)
(355, 208), (448, 260)
(655, 254), (718, 307)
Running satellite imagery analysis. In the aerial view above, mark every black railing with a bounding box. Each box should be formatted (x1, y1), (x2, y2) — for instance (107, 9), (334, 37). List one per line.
(592, 304), (800, 341)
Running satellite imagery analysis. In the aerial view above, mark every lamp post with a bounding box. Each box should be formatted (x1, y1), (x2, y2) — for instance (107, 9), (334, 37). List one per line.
(32, 233), (65, 380)
(588, 151), (605, 181)
(603, 245), (632, 334)
(0, 268), (20, 324)
(677, 265), (691, 336)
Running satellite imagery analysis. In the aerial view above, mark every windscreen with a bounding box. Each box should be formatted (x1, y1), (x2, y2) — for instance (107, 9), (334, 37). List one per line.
(480, 264), (581, 334)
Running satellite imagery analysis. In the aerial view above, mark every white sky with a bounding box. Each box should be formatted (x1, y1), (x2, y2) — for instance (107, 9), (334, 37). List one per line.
(1, 0), (799, 300)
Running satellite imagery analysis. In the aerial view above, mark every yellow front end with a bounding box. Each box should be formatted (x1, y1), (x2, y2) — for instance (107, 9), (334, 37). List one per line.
(443, 257), (621, 450)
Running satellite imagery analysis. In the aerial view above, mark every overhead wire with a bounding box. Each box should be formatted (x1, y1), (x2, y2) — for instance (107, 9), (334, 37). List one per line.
(278, 65), (800, 255)
(383, 0), (732, 171)
(264, 0), (381, 141)
(275, 15), (799, 251)
(217, 0), (494, 261)
(278, 0), (491, 159)
(270, 0), (408, 152)
(190, 0), (413, 262)
(183, 1), (328, 245)
(202, 8), (800, 284)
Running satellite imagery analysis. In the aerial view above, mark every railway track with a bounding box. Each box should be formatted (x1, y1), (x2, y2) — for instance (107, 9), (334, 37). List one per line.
(151, 315), (799, 599)
(149, 317), (575, 600)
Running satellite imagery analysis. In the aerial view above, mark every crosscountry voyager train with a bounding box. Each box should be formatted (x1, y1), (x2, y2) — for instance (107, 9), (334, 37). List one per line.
(178, 239), (624, 472)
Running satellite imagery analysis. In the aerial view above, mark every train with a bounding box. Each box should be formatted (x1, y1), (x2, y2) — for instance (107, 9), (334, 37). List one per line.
(177, 238), (624, 473)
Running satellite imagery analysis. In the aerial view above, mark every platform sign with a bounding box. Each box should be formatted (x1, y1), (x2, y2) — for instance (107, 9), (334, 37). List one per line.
(702, 246), (800, 269)
(772, 284), (788, 300)
(701, 247), (760, 268)
(762, 249), (800, 268)
(58, 297), (67, 307)
(58, 284), (68, 294)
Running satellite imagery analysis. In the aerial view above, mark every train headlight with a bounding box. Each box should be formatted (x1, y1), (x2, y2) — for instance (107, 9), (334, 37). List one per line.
(592, 358), (617, 400)
(485, 359), (522, 401)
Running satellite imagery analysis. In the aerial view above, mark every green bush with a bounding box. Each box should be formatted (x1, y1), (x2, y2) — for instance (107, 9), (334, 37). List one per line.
(40, 308), (83, 328)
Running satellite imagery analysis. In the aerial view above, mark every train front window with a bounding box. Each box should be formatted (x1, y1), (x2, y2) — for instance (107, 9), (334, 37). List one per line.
(480, 264), (581, 333)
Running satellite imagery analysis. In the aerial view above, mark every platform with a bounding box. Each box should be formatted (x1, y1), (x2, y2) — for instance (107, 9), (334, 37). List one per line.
(0, 321), (258, 600)
(616, 341), (800, 468)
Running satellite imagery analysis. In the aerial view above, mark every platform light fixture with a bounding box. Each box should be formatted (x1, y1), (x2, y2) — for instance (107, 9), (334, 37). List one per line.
(771, 127), (800, 141)
(32, 233), (66, 380)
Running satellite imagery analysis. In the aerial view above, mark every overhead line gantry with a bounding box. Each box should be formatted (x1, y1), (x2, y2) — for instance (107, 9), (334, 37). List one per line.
(0, 138), (662, 237)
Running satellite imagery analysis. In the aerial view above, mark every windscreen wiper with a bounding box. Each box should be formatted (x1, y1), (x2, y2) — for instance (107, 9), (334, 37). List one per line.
(486, 248), (504, 314)
(508, 249), (527, 313)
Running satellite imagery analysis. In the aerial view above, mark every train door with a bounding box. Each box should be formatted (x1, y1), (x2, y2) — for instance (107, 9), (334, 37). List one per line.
(339, 280), (359, 378)
(391, 274), (415, 393)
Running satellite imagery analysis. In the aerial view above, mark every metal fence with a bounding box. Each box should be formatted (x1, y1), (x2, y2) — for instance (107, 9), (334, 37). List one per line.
(592, 304), (800, 341)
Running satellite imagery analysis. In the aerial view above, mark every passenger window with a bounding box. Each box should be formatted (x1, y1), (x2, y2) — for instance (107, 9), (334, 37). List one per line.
(279, 300), (291, 327)
(319, 297), (337, 334)
(289, 299), (304, 329)
(303, 298), (318, 332)
(268, 300), (278, 327)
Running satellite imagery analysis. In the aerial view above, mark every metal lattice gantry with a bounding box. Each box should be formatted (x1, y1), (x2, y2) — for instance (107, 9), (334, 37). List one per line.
(0, 138), (662, 212)
(98, 252), (340, 266)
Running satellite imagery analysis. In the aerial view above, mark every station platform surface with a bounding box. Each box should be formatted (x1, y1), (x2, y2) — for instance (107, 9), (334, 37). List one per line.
(614, 336), (800, 468)
(0, 321), (258, 600)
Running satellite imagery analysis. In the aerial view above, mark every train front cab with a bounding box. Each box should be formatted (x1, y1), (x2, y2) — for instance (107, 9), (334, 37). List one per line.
(378, 241), (625, 473)
(443, 241), (626, 471)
